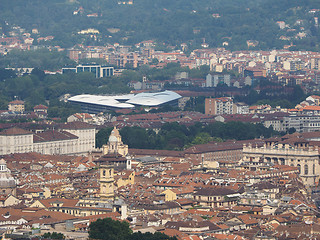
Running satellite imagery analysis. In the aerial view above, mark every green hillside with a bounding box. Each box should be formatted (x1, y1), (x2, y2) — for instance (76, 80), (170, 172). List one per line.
(1, 0), (320, 50)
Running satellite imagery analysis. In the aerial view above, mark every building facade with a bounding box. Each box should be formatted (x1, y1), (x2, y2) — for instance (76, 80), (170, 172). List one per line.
(241, 137), (320, 186)
(99, 164), (115, 200)
(184, 139), (265, 163)
(0, 122), (95, 156)
(102, 127), (128, 157)
(8, 100), (25, 112)
(205, 97), (233, 115)
(62, 64), (114, 78)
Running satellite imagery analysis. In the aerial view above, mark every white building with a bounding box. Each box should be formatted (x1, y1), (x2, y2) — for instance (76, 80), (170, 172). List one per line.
(233, 102), (249, 114)
(0, 122), (95, 156)
(206, 74), (231, 87)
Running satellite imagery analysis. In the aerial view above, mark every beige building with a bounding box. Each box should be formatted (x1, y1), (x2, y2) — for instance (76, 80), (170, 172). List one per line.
(99, 164), (115, 200)
(102, 126), (128, 156)
(193, 187), (238, 208)
(241, 136), (320, 187)
(8, 100), (25, 112)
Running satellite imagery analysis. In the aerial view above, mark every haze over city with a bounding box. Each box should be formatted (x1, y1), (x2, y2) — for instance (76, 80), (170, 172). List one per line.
(1, 0), (320, 239)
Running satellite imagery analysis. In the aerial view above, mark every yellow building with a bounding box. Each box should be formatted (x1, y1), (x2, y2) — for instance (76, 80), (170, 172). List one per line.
(116, 170), (135, 188)
(161, 189), (177, 202)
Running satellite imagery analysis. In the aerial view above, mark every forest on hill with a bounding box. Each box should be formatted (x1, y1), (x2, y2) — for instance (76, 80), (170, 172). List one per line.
(1, 0), (320, 51)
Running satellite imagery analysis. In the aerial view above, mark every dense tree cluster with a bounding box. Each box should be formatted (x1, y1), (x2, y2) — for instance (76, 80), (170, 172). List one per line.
(96, 122), (276, 150)
(41, 232), (65, 239)
(89, 218), (177, 240)
(0, 49), (75, 71)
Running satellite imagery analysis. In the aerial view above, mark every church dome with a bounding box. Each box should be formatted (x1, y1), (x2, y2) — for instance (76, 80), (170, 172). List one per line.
(111, 127), (120, 136)
(0, 159), (16, 188)
(0, 174), (16, 188)
(109, 135), (118, 142)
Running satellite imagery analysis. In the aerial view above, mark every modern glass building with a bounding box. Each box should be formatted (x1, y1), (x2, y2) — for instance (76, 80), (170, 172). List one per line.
(62, 64), (114, 78)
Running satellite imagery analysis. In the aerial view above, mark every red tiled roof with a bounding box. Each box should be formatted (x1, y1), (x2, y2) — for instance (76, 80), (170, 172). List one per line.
(33, 130), (78, 142)
(34, 104), (48, 109)
(9, 100), (24, 105)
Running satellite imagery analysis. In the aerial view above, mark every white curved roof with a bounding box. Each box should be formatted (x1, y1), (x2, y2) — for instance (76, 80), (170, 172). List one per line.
(126, 91), (181, 106)
(68, 91), (181, 108)
(68, 94), (135, 109)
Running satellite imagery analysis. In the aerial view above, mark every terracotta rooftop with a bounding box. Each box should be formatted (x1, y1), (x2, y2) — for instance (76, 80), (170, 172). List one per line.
(33, 104), (48, 109)
(184, 139), (265, 154)
(9, 100), (24, 105)
(33, 130), (78, 142)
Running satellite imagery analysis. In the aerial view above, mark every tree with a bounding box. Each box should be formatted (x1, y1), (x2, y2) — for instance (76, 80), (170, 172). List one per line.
(288, 127), (296, 134)
(151, 58), (159, 65)
(89, 218), (132, 240)
(96, 127), (113, 148)
(31, 68), (46, 81)
(42, 232), (65, 239)
(131, 232), (177, 240)
(89, 218), (177, 240)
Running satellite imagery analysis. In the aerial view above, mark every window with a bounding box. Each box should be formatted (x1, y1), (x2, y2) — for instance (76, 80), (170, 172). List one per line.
(313, 164), (315, 175)
(305, 164), (308, 175)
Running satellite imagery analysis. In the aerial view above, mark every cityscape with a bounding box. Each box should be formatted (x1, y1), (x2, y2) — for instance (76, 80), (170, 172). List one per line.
(2, 1), (320, 240)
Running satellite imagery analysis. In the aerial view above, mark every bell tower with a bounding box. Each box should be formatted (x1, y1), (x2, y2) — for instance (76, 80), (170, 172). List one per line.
(99, 164), (114, 200)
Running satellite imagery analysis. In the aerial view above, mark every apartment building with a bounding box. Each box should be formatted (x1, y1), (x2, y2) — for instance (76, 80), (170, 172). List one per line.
(205, 97), (233, 115)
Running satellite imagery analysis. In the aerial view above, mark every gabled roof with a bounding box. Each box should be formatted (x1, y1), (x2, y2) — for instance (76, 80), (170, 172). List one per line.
(31, 198), (79, 209)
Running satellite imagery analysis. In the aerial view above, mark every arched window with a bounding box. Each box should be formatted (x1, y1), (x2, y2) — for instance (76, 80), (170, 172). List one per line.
(304, 164), (308, 175)
(103, 170), (106, 176)
(297, 164), (301, 174)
